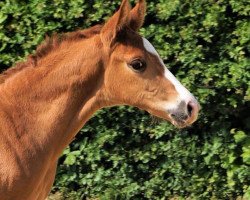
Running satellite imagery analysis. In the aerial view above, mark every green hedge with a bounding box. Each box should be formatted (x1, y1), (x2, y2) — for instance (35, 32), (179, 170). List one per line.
(0, 0), (249, 199)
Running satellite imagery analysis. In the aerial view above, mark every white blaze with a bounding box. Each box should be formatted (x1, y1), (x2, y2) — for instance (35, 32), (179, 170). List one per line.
(142, 38), (159, 55)
(142, 37), (196, 109)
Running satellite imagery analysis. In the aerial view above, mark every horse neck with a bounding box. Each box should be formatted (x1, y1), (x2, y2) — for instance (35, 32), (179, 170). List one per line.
(0, 36), (105, 159)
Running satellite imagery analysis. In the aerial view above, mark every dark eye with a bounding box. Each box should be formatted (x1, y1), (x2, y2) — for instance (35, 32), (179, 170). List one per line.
(129, 59), (147, 72)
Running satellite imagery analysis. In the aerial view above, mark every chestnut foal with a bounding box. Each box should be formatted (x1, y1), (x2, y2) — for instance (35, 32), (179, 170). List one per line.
(0, 0), (199, 199)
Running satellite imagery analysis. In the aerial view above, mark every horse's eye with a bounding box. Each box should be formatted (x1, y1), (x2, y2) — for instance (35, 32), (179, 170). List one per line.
(129, 59), (147, 72)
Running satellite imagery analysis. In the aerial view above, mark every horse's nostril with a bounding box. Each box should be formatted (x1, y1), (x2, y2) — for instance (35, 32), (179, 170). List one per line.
(187, 101), (194, 117)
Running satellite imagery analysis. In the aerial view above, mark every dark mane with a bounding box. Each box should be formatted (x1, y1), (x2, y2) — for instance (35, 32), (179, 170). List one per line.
(0, 25), (102, 84)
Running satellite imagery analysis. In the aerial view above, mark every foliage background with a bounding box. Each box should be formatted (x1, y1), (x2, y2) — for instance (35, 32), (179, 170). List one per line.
(0, 0), (250, 199)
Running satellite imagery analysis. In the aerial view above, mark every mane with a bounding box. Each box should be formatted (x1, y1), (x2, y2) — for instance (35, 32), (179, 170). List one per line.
(0, 25), (102, 84)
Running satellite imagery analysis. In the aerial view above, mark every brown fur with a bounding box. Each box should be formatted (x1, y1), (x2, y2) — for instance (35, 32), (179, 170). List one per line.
(0, 1), (199, 200)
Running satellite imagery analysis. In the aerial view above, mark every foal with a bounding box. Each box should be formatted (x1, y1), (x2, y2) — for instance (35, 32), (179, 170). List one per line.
(0, 0), (199, 199)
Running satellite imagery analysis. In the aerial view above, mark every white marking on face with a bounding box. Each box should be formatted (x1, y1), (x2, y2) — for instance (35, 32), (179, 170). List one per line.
(142, 37), (197, 110)
(143, 38), (159, 56)
(164, 68), (195, 105)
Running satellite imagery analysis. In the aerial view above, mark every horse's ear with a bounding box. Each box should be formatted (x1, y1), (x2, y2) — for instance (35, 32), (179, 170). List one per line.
(130, 0), (146, 31)
(101, 0), (131, 48)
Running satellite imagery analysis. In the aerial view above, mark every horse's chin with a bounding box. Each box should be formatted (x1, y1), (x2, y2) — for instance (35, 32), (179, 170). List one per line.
(170, 119), (190, 129)
(149, 113), (187, 129)
(142, 107), (194, 129)
(151, 111), (195, 129)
